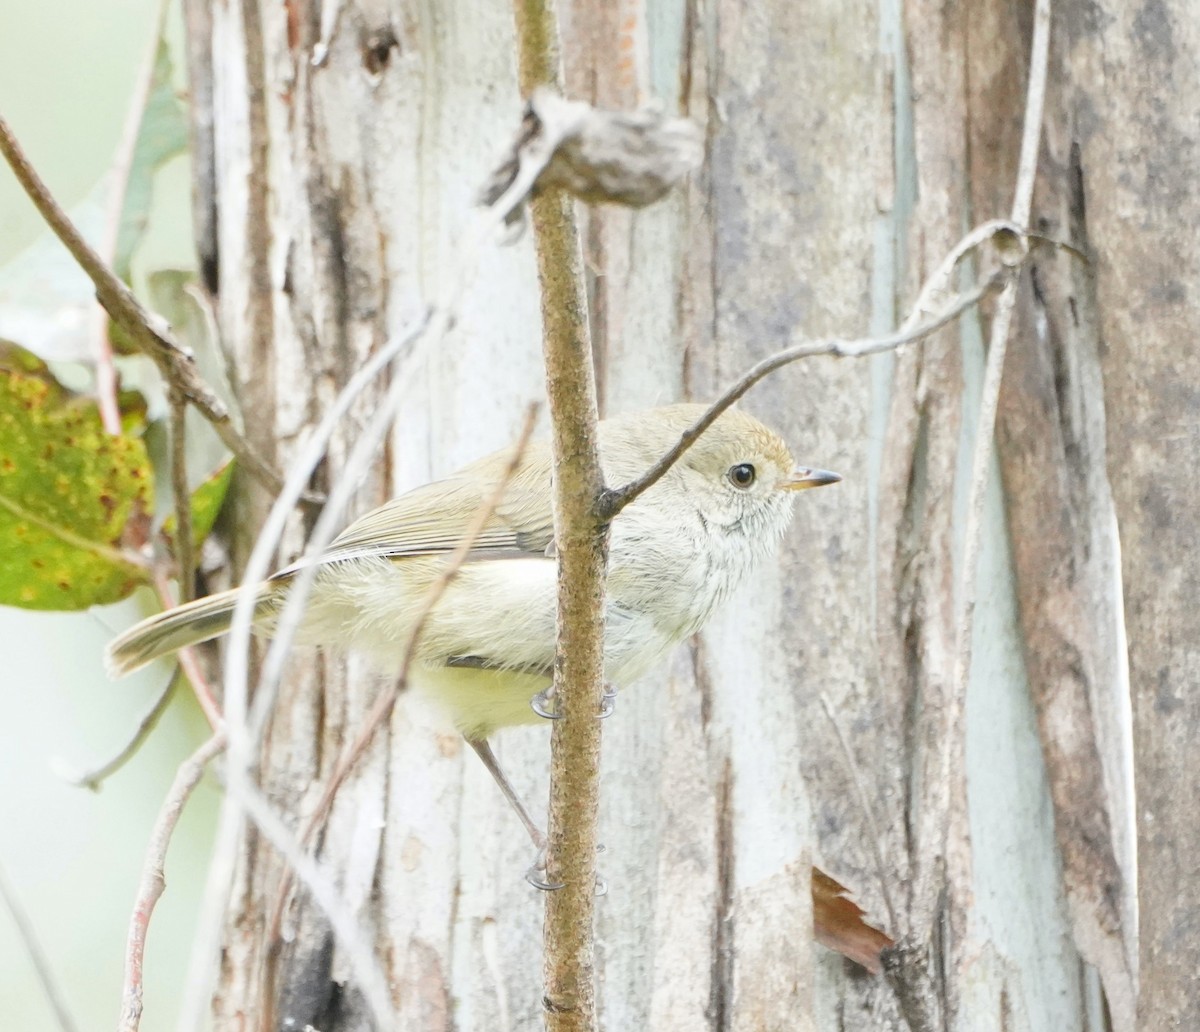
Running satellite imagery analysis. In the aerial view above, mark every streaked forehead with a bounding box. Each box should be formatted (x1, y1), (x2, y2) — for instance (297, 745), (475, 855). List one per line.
(710, 408), (794, 468)
(603, 403), (795, 469)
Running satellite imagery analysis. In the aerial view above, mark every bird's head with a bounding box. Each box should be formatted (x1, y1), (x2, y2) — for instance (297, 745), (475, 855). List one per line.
(605, 403), (841, 543)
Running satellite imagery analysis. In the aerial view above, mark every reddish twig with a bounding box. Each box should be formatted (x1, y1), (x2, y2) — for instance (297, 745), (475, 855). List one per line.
(118, 732), (226, 1032)
(91, 0), (171, 433)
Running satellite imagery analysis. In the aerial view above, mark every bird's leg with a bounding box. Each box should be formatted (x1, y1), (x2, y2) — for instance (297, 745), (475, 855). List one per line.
(598, 683), (617, 719)
(466, 737), (563, 890)
(466, 737), (609, 894)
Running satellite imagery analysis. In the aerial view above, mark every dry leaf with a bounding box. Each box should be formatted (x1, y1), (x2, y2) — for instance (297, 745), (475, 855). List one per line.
(812, 866), (894, 974)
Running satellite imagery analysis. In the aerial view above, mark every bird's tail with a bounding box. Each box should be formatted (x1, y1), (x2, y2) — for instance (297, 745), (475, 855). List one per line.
(105, 583), (279, 677)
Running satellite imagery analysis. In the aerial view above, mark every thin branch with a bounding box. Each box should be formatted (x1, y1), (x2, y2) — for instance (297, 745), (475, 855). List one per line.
(952, 0), (1051, 738)
(169, 390), (195, 603)
(601, 253), (1014, 520)
(512, 2), (606, 1029)
(119, 732), (226, 1032)
(0, 857), (81, 1032)
(54, 673), (179, 791)
(234, 781), (398, 1031)
(178, 307), (429, 1032)
(0, 113), (285, 497)
(819, 693), (898, 933)
(243, 319), (441, 743)
(265, 403), (541, 947)
(91, 0), (171, 434)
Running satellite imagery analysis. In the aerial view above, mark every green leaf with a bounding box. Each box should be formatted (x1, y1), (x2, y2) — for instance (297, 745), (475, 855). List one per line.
(112, 39), (189, 282)
(162, 458), (234, 551)
(0, 189), (107, 364)
(0, 32), (188, 366)
(0, 367), (152, 610)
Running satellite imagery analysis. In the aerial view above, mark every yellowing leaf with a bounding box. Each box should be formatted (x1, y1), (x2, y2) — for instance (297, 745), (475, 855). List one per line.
(0, 368), (151, 610)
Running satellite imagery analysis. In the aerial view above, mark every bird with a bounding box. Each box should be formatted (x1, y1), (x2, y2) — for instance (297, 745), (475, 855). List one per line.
(107, 403), (840, 861)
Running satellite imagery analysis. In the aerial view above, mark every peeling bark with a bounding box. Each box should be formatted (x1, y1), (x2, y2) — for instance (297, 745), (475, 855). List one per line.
(194, 1), (1152, 1029)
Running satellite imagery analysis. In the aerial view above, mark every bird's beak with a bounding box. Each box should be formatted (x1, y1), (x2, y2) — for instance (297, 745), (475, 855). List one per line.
(781, 467), (842, 491)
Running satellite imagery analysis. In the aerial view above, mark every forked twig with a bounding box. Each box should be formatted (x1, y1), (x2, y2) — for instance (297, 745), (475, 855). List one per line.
(0, 114), (284, 496)
(600, 249), (1016, 521)
(952, 0), (1051, 702)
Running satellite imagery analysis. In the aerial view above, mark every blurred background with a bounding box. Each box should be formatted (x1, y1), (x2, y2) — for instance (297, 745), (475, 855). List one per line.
(0, 2), (217, 1029)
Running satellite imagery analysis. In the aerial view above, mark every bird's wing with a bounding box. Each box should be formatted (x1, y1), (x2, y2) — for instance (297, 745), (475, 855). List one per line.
(273, 441), (556, 577)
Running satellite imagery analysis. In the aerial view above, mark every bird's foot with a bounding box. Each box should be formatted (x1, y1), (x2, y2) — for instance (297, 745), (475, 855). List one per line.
(531, 685), (559, 720)
(525, 844), (609, 895)
(531, 684), (618, 720)
(525, 846), (565, 891)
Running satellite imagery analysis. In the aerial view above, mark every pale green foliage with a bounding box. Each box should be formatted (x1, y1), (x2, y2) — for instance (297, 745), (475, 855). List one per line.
(0, 355), (151, 609)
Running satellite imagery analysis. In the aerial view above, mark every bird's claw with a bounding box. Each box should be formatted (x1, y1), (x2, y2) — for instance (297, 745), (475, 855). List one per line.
(525, 863), (565, 891)
(531, 686), (560, 720)
(525, 844), (608, 895)
(531, 684), (617, 720)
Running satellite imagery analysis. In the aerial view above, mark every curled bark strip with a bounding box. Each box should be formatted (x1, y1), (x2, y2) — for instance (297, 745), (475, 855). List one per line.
(482, 88), (702, 220)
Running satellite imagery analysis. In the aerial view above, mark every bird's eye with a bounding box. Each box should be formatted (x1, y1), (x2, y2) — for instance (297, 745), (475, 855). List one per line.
(728, 463), (757, 489)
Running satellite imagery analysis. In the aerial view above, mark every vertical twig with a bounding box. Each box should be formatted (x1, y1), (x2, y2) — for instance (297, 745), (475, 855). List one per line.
(512, 2), (607, 1028)
(169, 390), (195, 603)
(818, 694), (899, 933)
(119, 732), (226, 1032)
(91, 0), (172, 434)
(952, 0), (1050, 715)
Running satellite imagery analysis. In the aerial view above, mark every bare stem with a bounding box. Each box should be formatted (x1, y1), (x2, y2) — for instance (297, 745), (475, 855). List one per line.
(513, 1), (606, 1027)
(0, 113), (284, 496)
(169, 391), (195, 603)
(92, 0), (171, 434)
(118, 732), (226, 1032)
(952, 0), (1051, 735)
(235, 781), (398, 1030)
(601, 252), (1014, 520)
(819, 693), (898, 932)
(56, 673), (179, 791)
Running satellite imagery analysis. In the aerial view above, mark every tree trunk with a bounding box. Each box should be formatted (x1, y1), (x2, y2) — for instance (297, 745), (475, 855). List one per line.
(191, 0), (1176, 1028)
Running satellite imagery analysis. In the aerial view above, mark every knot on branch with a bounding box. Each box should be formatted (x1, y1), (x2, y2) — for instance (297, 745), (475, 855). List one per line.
(482, 88), (702, 221)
